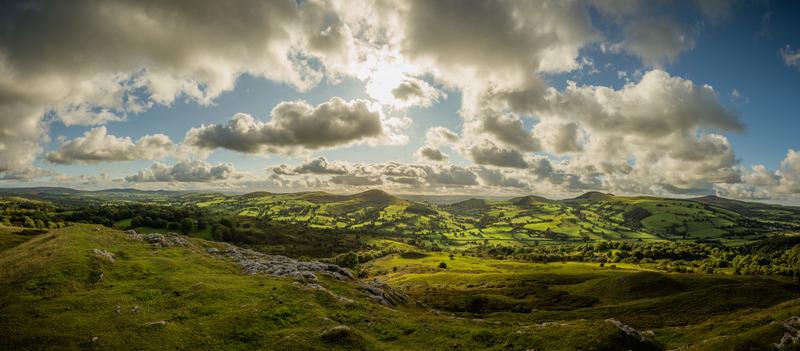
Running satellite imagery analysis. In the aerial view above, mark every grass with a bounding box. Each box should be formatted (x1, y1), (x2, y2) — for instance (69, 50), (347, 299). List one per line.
(3, 224), (800, 350)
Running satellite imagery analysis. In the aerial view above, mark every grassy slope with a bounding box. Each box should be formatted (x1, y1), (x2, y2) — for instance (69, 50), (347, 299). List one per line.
(2, 225), (674, 351)
(364, 252), (800, 350)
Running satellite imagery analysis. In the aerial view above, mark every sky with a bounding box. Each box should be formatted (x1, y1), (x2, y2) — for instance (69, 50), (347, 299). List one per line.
(1, 0), (800, 204)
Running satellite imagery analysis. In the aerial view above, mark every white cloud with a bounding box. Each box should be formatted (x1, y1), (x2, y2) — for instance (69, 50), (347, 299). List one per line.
(389, 77), (446, 108)
(126, 159), (237, 183)
(0, 166), (62, 181)
(184, 97), (392, 158)
(0, 0), (361, 171)
(621, 18), (694, 67)
(46, 126), (174, 164)
(415, 146), (449, 162)
(531, 121), (583, 154)
(468, 140), (529, 169)
(740, 150), (800, 195)
(781, 45), (800, 71)
(268, 157), (351, 175)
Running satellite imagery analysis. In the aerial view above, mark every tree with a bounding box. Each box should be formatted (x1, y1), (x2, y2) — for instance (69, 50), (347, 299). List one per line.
(333, 251), (358, 269)
(196, 218), (208, 230)
(130, 216), (145, 228)
(438, 262), (448, 269)
(219, 217), (234, 228)
(180, 218), (194, 233)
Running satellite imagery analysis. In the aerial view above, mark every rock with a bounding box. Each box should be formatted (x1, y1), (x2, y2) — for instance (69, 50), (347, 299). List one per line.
(91, 336), (99, 342)
(95, 270), (104, 283)
(93, 227), (100, 231)
(91, 249), (116, 263)
(227, 245), (354, 282)
(207, 248), (221, 255)
(144, 233), (165, 245)
(115, 306), (121, 313)
(131, 306), (140, 313)
(363, 280), (408, 306)
(605, 319), (647, 342)
(321, 325), (350, 336)
(293, 282), (355, 304)
(146, 321), (166, 326)
(776, 316), (800, 350)
(143, 233), (192, 247)
(124, 229), (136, 235)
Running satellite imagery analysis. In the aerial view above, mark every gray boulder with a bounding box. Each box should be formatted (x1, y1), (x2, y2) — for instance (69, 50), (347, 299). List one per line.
(91, 249), (116, 263)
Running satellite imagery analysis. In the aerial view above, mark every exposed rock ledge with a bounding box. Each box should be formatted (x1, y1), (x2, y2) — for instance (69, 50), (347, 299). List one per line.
(211, 245), (355, 281)
(211, 244), (407, 306)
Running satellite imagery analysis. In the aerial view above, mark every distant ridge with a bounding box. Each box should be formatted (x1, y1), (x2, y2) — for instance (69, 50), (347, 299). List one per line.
(96, 188), (190, 195)
(242, 191), (274, 198)
(0, 187), (87, 194)
(568, 191), (614, 202)
(510, 195), (560, 206)
(348, 189), (411, 207)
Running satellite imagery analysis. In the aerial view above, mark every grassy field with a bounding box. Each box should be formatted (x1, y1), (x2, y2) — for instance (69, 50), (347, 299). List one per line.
(0, 225), (662, 350)
(362, 251), (800, 350)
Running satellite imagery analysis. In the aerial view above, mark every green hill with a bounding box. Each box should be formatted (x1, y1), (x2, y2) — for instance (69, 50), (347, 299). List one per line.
(1, 225), (693, 350)
(2, 188), (799, 249)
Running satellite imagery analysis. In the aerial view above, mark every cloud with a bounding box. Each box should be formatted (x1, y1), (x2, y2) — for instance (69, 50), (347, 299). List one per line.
(268, 157), (351, 175)
(330, 174), (383, 186)
(389, 77), (446, 108)
(415, 146), (449, 162)
(0, 0), (303, 171)
(424, 127), (461, 146)
(621, 18), (694, 67)
(781, 45), (800, 71)
(51, 172), (117, 186)
(531, 121), (582, 154)
(415, 126), (458, 162)
(0, 103), (46, 172)
(473, 110), (540, 151)
(740, 150), (800, 195)
(0, 166), (62, 181)
(402, 0), (596, 77)
(184, 97), (389, 157)
(45, 126), (174, 164)
(0, 0), (369, 171)
(473, 167), (528, 189)
(267, 160), (481, 189)
(126, 159), (236, 182)
(468, 141), (529, 169)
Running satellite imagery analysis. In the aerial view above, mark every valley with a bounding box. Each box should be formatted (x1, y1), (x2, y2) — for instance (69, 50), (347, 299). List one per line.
(2, 188), (800, 350)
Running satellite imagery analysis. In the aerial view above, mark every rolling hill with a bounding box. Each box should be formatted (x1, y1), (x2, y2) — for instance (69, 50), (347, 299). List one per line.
(3, 225), (800, 350)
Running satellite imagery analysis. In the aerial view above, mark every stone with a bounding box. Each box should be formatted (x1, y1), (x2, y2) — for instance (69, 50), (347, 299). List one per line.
(321, 325), (350, 336)
(92, 249), (116, 263)
(605, 319), (647, 342)
(146, 321), (167, 326)
(364, 280), (408, 306)
(207, 248), (221, 255)
(293, 282), (355, 303)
